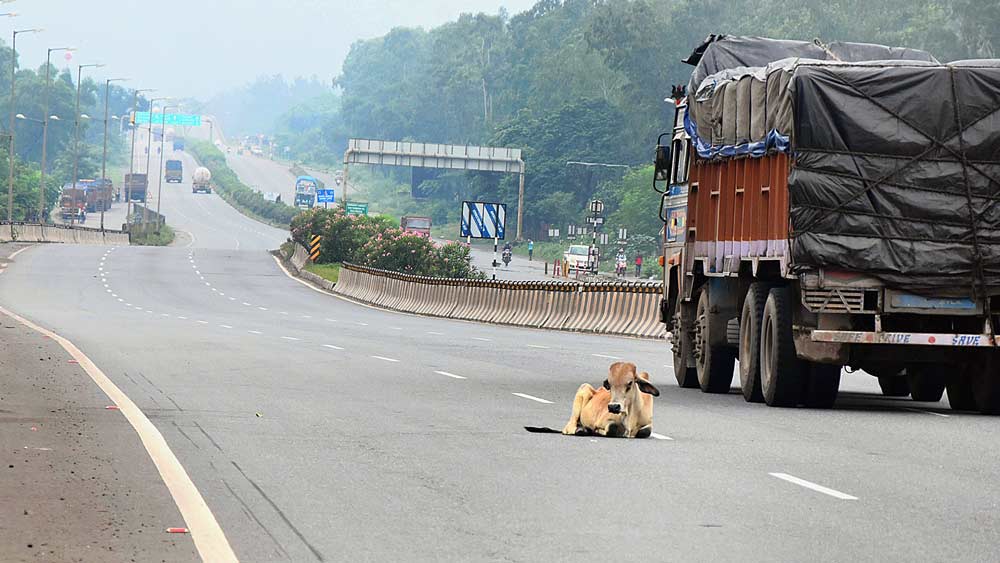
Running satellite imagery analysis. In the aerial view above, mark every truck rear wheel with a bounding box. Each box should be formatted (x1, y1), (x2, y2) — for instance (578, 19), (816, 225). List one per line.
(877, 374), (911, 397)
(738, 283), (769, 403)
(803, 363), (841, 409)
(947, 372), (977, 411)
(760, 287), (803, 407)
(694, 287), (736, 394)
(671, 302), (698, 389)
(906, 366), (946, 402)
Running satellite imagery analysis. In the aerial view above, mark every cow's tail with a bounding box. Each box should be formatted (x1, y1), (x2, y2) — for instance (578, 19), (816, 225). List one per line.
(523, 426), (562, 434)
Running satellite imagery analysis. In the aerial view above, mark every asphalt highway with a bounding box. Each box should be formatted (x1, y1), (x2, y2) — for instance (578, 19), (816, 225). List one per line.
(2, 139), (998, 561)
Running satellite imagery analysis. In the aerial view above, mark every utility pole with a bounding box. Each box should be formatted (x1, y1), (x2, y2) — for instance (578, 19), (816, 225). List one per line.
(71, 63), (103, 226)
(101, 78), (127, 232)
(126, 88), (154, 217)
(8, 27), (40, 233)
(39, 47), (75, 226)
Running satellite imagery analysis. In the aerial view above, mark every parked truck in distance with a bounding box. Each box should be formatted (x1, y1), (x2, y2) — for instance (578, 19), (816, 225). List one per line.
(123, 173), (148, 202)
(400, 216), (432, 237)
(294, 175), (317, 208)
(165, 159), (183, 183)
(192, 167), (212, 194)
(657, 35), (1000, 415)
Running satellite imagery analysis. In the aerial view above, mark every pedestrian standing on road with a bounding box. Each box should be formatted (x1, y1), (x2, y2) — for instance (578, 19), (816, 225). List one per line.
(528, 239), (534, 261)
(635, 253), (643, 278)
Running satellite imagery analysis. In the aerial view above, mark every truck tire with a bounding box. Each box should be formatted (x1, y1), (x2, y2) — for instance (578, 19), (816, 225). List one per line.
(906, 366), (946, 402)
(947, 373), (977, 411)
(803, 363), (841, 409)
(694, 287), (736, 394)
(760, 287), (803, 407)
(738, 283), (769, 403)
(972, 359), (1000, 415)
(671, 302), (698, 389)
(877, 375), (911, 397)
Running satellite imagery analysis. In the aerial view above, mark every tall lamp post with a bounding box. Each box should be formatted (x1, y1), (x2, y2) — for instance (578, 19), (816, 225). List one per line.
(7, 27), (41, 231)
(16, 113), (61, 220)
(100, 77), (127, 231)
(126, 88), (154, 215)
(154, 104), (174, 218)
(38, 46), (76, 225)
(71, 63), (103, 195)
(142, 97), (170, 221)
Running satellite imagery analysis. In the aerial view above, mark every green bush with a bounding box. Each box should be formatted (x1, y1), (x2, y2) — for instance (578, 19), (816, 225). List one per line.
(188, 140), (298, 226)
(290, 205), (481, 278)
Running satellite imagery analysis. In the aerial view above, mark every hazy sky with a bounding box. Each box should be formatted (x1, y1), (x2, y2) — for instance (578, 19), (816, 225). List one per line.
(10, 0), (539, 99)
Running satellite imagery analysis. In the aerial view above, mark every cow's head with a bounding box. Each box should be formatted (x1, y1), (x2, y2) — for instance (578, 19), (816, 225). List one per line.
(603, 362), (659, 418)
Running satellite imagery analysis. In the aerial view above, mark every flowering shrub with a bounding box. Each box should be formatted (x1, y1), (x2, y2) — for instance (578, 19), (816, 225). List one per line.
(291, 207), (481, 278)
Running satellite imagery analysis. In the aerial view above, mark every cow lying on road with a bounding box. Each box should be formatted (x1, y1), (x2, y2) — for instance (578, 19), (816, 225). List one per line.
(561, 362), (660, 438)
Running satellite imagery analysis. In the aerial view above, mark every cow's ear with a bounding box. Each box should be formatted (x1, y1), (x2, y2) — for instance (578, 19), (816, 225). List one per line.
(602, 379), (610, 390)
(636, 378), (660, 397)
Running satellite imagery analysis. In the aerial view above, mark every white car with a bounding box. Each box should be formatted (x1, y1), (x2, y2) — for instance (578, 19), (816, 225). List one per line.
(564, 244), (594, 273)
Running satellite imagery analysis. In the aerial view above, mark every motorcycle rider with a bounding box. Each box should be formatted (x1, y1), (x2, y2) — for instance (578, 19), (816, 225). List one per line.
(615, 248), (627, 278)
(502, 242), (513, 267)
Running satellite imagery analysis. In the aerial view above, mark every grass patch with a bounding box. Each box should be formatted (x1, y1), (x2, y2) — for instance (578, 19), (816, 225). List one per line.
(304, 262), (340, 283)
(130, 224), (175, 246)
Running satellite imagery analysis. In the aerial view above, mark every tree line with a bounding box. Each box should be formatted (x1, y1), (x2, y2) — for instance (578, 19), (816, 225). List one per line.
(271, 0), (995, 241)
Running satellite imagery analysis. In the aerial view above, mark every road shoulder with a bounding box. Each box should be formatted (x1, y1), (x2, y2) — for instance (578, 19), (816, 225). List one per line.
(0, 318), (200, 562)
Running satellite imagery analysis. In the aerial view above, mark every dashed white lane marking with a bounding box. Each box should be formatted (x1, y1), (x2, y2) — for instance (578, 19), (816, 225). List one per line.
(301, 315), (312, 319)
(106, 289), (112, 293)
(220, 325), (233, 329)
(117, 298), (124, 302)
(258, 307), (268, 311)
(204, 282), (211, 287)
(371, 355), (399, 363)
(389, 327), (403, 331)
(592, 353), (622, 360)
(326, 318), (338, 322)
(242, 302), (252, 306)
(228, 297), (235, 301)
(197, 320), (209, 324)
(280, 336), (299, 341)
(248, 330), (262, 335)
(527, 344), (550, 349)
(219, 292), (226, 296)
(512, 392), (553, 404)
(0, 306), (238, 562)
(323, 344), (344, 350)
(161, 314), (170, 317)
(195, 270), (200, 275)
(903, 407), (951, 418)
(427, 331), (444, 336)
(435, 371), (466, 380)
(177, 316), (188, 320)
(134, 306), (144, 311)
(279, 311), (289, 315)
(650, 432), (673, 441)
(768, 473), (858, 500)
(357, 322), (369, 326)
(472, 337), (491, 342)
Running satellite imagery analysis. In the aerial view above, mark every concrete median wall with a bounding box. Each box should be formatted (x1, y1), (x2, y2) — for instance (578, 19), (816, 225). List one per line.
(331, 262), (666, 339)
(0, 222), (130, 246)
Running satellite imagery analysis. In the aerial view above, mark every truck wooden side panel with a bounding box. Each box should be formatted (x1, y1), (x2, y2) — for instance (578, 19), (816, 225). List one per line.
(687, 153), (791, 274)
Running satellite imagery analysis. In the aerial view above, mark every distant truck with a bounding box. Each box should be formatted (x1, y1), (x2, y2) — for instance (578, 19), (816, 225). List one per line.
(165, 159), (183, 183)
(172, 138), (185, 151)
(294, 175), (317, 208)
(658, 35), (1000, 414)
(400, 216), (432, 237)
(62, 180), (113, 214)
(123, 173), (148, 202)
(192, 167), (212, 194)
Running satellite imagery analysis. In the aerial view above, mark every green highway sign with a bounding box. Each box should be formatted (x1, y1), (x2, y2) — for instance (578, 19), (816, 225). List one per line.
(134, 112), (203, 126)
(345, 202), (369, 216)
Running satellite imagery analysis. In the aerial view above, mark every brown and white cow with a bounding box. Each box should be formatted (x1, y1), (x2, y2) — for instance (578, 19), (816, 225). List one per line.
(561, 362), (660, 438)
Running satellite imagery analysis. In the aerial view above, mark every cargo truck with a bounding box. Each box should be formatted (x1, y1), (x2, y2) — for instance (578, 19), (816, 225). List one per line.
(165, 159), (183, 183)
(656, 35), (1000, 414)
(400, 216), (432, 237)
(124, 173), (148, 202)
(192, 166), (212, 194)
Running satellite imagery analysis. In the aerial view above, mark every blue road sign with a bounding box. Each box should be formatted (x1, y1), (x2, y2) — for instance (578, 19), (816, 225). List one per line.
(317, 189), (335, 203)
(460, 201), (506, 240)
(134, 112), (203, 126)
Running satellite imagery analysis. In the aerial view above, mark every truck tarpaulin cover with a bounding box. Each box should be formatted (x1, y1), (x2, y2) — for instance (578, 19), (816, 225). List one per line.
(789, 61), (1000, 296)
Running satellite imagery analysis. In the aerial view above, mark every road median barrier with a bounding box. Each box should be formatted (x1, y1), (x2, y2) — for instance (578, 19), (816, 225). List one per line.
(0, 221), (130, 246)
(326, 262), (665, 339)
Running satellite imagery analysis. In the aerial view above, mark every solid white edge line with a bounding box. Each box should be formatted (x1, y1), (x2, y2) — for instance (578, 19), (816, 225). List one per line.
(650, 432), (673, 441)
(371, 355), (399, 363)
(435, 370), (466, 380)
(0, 305), (237, 561)
(512, 392), (553, 404)
(769, 472), (858, 500)
(903, 407), (950, 418)
(8, 245), (33, 260)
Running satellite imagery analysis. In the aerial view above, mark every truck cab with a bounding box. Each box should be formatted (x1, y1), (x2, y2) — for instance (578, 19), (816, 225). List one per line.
(400, 216), (432, 237)
(165, 160), (183, 183)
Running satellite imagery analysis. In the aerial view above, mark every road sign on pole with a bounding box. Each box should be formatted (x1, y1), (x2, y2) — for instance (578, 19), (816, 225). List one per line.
(345, 202), (368, 216)
(460, 201), (506, 240)
(309, 235), (322, 262)
(316, 189), (335, 203)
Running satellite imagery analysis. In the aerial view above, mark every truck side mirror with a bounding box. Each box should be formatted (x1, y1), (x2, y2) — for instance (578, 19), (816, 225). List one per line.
(654, 144), (670, 182)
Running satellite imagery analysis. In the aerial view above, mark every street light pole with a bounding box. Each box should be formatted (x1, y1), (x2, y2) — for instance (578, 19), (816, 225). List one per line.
(39, 46), (75, 225)
(155, 104), (172, 219)
(7, 27), (40, 232)
(71, 63), (103, 199)
(142, 97), (170, 222)
(101, 78), (127, 232)
(126, 88), (153, 217)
